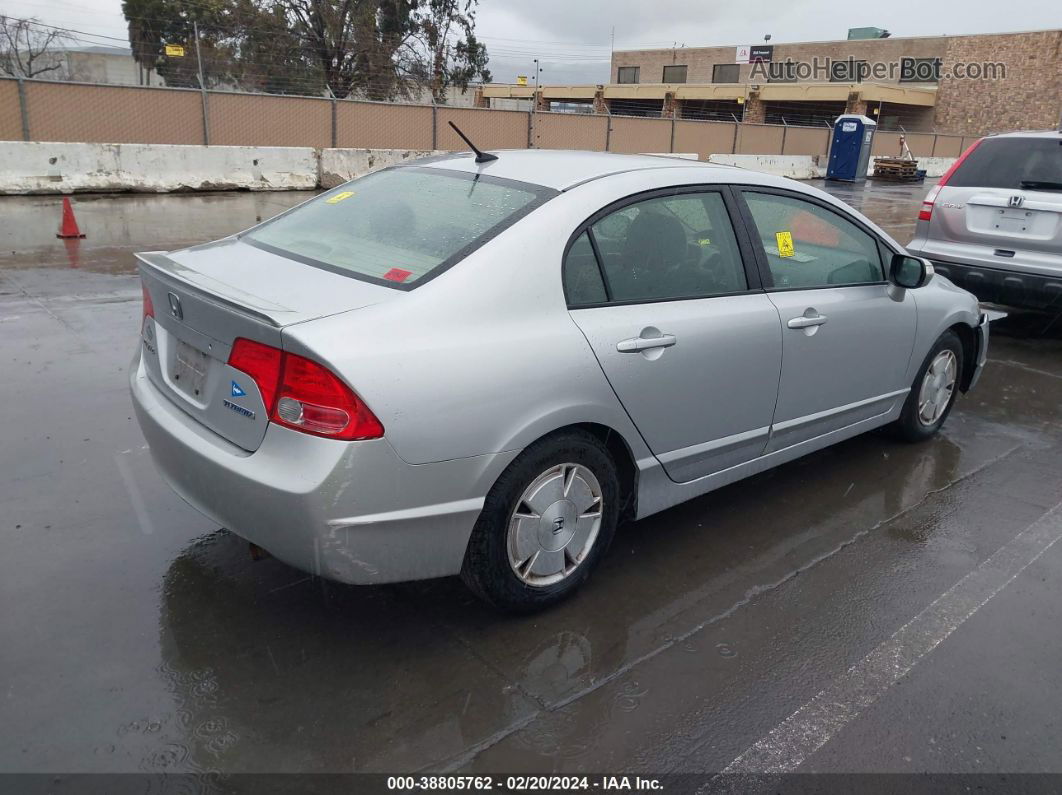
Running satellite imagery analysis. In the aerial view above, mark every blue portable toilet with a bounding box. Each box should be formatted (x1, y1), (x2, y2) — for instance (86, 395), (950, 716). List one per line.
(826, 114), (876, 182)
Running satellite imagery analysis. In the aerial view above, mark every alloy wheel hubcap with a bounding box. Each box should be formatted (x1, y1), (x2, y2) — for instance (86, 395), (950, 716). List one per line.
(918, 349), (957, 426)
(507, 463), (603, 587)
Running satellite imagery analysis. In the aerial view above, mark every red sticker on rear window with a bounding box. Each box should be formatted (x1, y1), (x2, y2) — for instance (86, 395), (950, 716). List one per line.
(383, 268), (413, 283)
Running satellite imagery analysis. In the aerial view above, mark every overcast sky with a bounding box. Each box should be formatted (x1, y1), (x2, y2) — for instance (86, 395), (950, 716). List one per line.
(5, 0), (1059, 83)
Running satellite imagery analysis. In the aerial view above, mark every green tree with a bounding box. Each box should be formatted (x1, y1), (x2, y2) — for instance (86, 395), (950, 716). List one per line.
(407, 0), (490, 103)
(121, 0), (489, 100)
(123, 0), (238, 88)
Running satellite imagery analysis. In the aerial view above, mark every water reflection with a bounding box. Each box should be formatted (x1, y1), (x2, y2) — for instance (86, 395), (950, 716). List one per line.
(154, 419), (998, 774)
(0, 192), (315, 273)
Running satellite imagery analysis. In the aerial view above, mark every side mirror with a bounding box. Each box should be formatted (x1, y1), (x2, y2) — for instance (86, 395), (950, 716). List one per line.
(890, 254), (934, 289)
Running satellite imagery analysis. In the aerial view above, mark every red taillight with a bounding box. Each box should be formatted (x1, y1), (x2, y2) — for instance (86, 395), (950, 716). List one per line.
(142, 282), (154, 319)
(227, 338), (383, 441)
(229, 338), (283, 413)
(918, 137), (983, 222)
(917, 187), (939, 222)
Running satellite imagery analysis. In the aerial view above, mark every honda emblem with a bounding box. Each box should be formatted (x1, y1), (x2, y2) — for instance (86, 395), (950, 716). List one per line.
(1008, 195), (1024, 208)
(167, 292), (183, 321)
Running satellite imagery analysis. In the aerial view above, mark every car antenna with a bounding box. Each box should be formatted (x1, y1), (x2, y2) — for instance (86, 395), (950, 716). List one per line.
(448, 121), (498, 163)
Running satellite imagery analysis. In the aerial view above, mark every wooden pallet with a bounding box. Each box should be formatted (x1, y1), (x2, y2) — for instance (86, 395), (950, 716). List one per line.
(872, 157), (921, 181)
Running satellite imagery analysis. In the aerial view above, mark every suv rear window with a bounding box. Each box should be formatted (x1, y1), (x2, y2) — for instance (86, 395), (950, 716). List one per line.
(948, 137), (1062, 191)
(244, 167), (554, 288)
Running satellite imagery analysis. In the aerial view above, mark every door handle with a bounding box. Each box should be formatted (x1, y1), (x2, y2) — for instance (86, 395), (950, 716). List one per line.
(787, 313), (828, 329)
(616, 333), (677, 353)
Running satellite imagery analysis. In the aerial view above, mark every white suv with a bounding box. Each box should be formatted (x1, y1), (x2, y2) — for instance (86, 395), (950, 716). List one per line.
(907, 130), (1062, 310)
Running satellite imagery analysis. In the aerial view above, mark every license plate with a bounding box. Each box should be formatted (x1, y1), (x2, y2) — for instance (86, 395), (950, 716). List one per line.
(994, 208), (1035, 233)
(173, 338), (210, 398)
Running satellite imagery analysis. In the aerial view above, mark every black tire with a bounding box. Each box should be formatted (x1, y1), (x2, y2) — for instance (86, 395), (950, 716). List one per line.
(461, 430), (620, 613)
(888, 329), (964, 442)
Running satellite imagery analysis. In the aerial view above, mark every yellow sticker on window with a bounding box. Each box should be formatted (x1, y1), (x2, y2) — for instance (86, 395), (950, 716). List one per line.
(697, 237), (712, 247)
(775, 231), (795, 258)
(325, 191), (355, 204)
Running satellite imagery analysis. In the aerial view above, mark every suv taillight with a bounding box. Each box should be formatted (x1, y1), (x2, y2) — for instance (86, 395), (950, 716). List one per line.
(228, 338), (383, 441)
(918, 137), (983, 222)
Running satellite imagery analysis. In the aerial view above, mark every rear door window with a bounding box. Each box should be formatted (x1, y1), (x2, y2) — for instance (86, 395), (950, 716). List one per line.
(948, 138), (1062, 191)
(244, 167), (554, 288)
(582, 191), (748, 303)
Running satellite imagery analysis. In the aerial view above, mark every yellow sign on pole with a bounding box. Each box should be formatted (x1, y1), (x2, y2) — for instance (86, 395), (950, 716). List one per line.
(776, 231), (795, 258)
(164, 44), (186, 57)
(516, 75), (528, 86)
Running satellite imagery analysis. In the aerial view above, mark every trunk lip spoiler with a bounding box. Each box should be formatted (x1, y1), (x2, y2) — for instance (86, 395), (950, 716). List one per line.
(135, 250), (295, 329)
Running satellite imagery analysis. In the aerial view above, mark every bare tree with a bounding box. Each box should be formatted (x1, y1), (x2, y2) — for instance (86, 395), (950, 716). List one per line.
(0, 16), (74, 79)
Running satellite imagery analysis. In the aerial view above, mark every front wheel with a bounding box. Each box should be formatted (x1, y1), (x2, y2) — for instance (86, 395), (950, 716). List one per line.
(889, 330), (964, 442)
(461, 431), (619, 612)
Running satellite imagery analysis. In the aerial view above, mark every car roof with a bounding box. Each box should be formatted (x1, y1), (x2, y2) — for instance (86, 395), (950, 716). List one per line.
(414, 149), (737, 191)
(985, 129), (1062, 141)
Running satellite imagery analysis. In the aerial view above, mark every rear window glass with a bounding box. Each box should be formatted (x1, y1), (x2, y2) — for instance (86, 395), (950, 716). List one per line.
(949, 138), (1062, 190)
(243, 167), (553, 287)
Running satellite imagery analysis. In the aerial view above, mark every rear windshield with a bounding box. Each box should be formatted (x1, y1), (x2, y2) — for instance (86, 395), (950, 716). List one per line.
(948, 137), (1062, 190)
(243, 166), (554, 288)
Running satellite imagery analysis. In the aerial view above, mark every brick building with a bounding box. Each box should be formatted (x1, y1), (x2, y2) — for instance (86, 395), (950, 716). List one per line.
(483, 29), (1061, 136)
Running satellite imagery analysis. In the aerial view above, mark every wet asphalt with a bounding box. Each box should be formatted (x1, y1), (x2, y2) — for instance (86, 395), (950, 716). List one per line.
(1, 178), (1061, 786)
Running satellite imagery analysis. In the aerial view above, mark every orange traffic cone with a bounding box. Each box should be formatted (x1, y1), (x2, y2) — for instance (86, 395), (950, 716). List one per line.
(56, 197), (86, 239)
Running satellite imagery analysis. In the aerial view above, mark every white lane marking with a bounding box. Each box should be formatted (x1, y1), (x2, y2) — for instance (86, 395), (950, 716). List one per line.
(712, 500), (1062, 782)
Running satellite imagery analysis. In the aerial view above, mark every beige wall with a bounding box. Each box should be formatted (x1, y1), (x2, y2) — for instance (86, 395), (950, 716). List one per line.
(0, 76), (985, 160)
(0, 81), (21, 140)
(436, 107), (528, 150)
(25, 82), (204, 145)
(532, 112), (608, 150)
(607, 116), (672, 153)
(672, 120), (736, 160)
(336, 103), (433, 150)
(208, 92), (332, 148)
(736, 124), (785, 155)
(781, 126), (830, 155)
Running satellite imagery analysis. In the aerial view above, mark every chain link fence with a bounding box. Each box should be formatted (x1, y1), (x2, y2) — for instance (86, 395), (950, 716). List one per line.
(0, 76), (980, 159)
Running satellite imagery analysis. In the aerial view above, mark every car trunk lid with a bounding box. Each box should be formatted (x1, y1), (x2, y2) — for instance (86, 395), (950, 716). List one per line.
(137, 238), (397, 451)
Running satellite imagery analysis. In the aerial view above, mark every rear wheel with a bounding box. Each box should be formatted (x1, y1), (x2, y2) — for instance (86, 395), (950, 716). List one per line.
(461, 431), (619, 612)
(889, 330), (964, 442)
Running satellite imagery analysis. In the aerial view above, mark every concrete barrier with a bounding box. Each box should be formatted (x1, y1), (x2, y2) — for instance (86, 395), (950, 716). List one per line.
(0, 141), (957, 194)
(706, 154), (821, 179)
(0, 142), (319, 194)
(707, 152), (957, 180)
(318, 148), (443, 189)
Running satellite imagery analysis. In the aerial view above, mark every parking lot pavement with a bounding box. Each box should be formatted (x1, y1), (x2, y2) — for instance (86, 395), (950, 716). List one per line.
(1, 180), (1061, 783)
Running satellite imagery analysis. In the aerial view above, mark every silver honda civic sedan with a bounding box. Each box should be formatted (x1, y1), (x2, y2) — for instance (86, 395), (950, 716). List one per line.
(130, 150), (991, 611)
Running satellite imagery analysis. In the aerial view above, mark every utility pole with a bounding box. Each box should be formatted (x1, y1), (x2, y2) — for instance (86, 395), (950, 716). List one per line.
(193, 21), (209, 144)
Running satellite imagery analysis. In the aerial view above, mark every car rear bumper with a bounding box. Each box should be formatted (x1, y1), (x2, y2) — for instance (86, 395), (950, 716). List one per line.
(967, 311), (991, 392)
(907, 250), (1062, 310)
(130, 350), (513, 585)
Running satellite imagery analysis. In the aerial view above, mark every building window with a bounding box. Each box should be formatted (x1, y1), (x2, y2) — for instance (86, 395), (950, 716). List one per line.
(617, 66), (640, 84)
(662, 64), (688, 83)
(712, 63), (739, 83)
(830, 59), (867, 82)
(900, 57), (941, 83)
